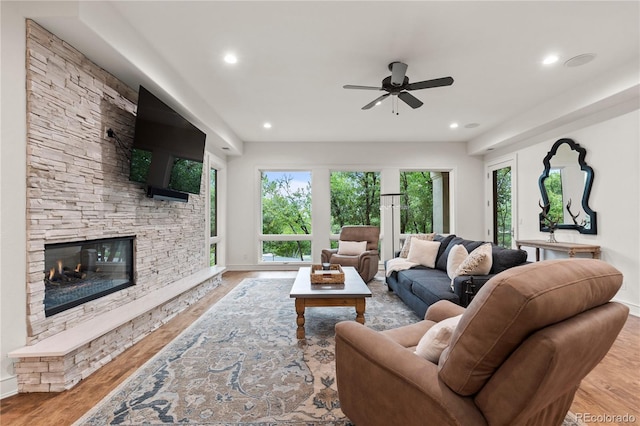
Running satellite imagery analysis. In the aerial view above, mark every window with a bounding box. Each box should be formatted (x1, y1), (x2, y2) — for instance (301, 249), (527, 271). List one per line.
(399, 171), (450, 234)
(209, 167), (217, 266)
(492, 166), (512, 248)
(329, 171), (380, 235)
(261, 171), (312, 262)
(544, 169), (564, 220)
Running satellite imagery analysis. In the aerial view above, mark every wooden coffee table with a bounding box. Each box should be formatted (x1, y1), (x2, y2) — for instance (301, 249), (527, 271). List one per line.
(289, 266), (372, 339)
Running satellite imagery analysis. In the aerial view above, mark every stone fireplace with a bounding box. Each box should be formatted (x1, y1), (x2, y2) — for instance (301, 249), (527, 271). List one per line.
(44, 237), (135, 317)
(9, 21), (222, 392)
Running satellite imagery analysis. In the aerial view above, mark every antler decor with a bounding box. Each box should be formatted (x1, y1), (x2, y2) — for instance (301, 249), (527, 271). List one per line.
(539, 200), (559, 230)
(566, 199), (586, 226)
(539, 200), (559, 242)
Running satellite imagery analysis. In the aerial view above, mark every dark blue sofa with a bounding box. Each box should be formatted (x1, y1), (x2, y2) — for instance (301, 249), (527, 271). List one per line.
(385, 234), (528, 318)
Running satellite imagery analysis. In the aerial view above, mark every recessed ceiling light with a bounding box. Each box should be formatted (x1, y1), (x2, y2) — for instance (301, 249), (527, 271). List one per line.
(263, 122), (272, 129)
(542, 54), (559, 65)
(223, 53), (238, 64)
(449, 122), (459, 129)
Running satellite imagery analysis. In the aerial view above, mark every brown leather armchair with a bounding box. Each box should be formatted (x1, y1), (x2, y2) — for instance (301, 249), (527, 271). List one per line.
(335, 259), (628, 426)
(321, 226), (379, 283)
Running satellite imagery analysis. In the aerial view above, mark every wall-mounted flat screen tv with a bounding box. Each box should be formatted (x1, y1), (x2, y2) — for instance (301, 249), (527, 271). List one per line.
(130, 86), (206, 201)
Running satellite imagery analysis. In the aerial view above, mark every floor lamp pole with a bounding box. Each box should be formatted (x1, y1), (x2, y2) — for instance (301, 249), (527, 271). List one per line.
(381, 193), (404, 259)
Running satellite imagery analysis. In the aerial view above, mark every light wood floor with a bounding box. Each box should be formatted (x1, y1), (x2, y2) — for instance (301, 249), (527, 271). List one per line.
(1, 271), (638, 426)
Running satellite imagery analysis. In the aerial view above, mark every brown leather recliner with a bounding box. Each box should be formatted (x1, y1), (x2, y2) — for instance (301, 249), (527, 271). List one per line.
(321, 226), (380, 283)
(335, 259), (629, 426)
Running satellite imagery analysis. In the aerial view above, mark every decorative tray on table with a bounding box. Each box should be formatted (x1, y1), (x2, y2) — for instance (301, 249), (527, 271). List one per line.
(310, 264), (345, 284)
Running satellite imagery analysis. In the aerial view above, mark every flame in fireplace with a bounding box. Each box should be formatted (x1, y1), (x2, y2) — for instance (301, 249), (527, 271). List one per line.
(48, 267), (55, 281)
(57, 260), (63, 275)
(75, 263), (82, 273)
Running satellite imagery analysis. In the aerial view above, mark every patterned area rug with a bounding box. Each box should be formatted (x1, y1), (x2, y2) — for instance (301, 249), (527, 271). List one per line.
(74, 277), (418, 425)
(74, 277), (584, 425)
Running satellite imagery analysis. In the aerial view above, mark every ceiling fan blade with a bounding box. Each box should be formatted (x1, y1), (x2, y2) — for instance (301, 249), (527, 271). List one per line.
(362, 93), (390, 110)
(398, 91), (423, 109)
(343, 84), (383, 91)
(390, 62), (408, 86)
(406, 76), (454, 91)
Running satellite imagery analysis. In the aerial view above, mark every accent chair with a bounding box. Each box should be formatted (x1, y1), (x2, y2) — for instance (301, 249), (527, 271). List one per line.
(335, 258), (629, 426)
(321, 225), (380, 283)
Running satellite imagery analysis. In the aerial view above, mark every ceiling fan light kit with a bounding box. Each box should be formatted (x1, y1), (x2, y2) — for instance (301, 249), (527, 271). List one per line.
(343, 61), (454, 113)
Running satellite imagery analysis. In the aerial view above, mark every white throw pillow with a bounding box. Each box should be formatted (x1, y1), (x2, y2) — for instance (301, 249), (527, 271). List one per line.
(454, 243), (493, 277)
(446, 244), (469, 279)
(337, 240), (367, 256)
(399, 233), (435, 258)
(415, 314), (463, 363)
(406, 239), (441, 268)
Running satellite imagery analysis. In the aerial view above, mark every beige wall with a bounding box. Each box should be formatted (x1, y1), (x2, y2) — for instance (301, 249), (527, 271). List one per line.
(488, 109), (640, 315)
(1, 1), (29, 398)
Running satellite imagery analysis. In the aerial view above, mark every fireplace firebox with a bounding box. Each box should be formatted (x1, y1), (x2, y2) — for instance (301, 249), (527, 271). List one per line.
(44, 236), (135, 316)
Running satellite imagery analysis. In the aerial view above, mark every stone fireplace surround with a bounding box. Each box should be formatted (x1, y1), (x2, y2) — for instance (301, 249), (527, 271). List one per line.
(9, 21), (222, 392)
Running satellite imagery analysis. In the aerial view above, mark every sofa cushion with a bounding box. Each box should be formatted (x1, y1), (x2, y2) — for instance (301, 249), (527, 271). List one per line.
(407, 239), (441, 268)
(435, 237), (484, 271)
(399, 233), (435, 258)
(409, 272), (459, 306)
(490, 246), (528, 274)
(438, 259), (624, 396)
(415, 314), (463, 363)
(329, 254), (359, 268)
(433, 234), (457, 267)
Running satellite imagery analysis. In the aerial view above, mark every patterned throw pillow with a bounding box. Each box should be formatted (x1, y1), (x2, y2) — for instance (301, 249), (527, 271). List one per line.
(399, 233), (435, 258)
(454, 243), (493, 277)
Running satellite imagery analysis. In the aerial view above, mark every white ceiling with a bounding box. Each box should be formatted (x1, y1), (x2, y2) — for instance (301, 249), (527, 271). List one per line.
(31, 1), (640, 155)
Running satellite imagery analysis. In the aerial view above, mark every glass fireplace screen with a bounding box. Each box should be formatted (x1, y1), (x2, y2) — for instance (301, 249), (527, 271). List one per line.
(44, 236), (135, 316)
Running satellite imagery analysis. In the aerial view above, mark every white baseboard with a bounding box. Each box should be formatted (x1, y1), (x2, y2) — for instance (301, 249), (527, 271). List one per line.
(613, 297), (640, 317)
(1, 375), (18, 399)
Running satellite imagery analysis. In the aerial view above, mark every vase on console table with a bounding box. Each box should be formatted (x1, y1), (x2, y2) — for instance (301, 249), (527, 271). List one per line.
(547, 229), (558, 243)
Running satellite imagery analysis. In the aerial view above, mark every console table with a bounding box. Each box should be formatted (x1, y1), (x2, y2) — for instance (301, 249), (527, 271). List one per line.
(516, 240), (601, 261)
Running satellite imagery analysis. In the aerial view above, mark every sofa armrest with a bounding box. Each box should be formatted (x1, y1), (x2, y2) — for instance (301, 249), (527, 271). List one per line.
(321, 248), (337, 263)
(335, 321), (485, 426)
(356, 249), (378, 264)
(424, 300), (466, 322)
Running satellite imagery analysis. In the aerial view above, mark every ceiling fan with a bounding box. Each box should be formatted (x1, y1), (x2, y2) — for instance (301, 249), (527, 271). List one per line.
(343, 61), (454, 112)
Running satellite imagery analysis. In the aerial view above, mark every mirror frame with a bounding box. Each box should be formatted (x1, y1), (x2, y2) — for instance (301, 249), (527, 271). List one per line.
(538, 138), (597, 234)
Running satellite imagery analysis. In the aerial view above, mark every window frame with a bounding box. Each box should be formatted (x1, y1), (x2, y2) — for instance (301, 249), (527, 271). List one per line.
(208, 155), (222, 267)
(328, 169), (382, 242)
(258, 169), (313, 264)
(397, 168), (453, 242)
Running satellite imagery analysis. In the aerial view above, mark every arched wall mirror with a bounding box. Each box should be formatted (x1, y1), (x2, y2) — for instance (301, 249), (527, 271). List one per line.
(538, 138), (597, 234)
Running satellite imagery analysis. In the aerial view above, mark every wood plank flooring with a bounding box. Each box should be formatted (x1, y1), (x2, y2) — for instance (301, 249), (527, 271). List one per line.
(1, 271), (638, 426)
